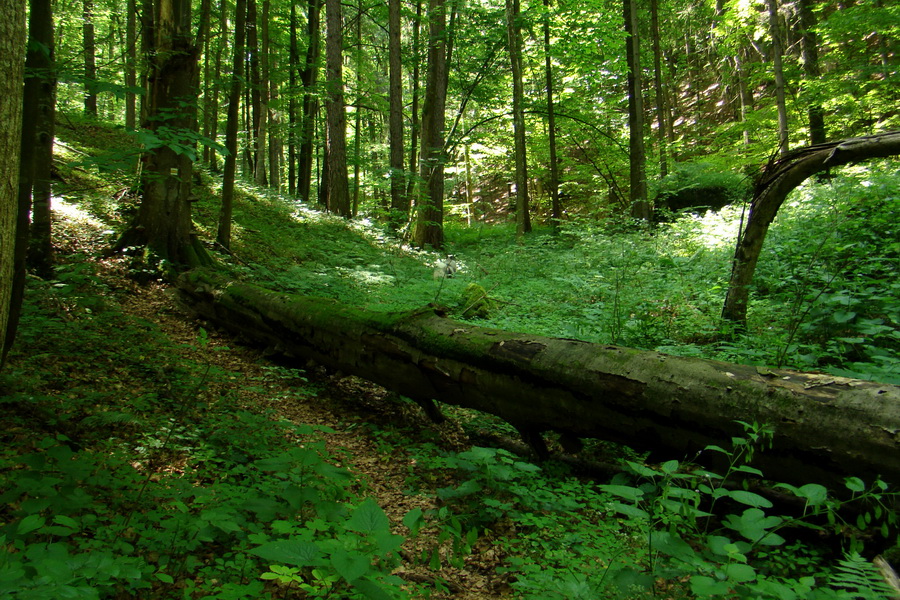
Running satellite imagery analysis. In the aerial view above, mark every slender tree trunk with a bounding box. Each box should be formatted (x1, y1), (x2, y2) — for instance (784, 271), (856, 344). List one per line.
(412, 0), (447, 248)
(246, 0), (262, 180)
(388, 0), (406, 224)
(297, 0), (321, 203)
(254, 0), (269, 186)
(506, 0), (531, 237)
(140, 0), (152, 123)
(649, 0), (668, 178)
(288, 2), (299, 195)
(798, 0), (825, 145)
(736, 47), (754, 147)
(83, 0), (98, 116)
(324, 0), (350, 216)
(542, 0), (561, 228)
(406, 0), (423, 201)
(217, 0), (247, 251)
(352, 0), (363, 215)
(125, 0), (137, 128)
(1, 0), (26, 368)
(208, 3), (227, 172)
(28, 0), (56, 278)
(624, 0), (649, 219)
(767, 0), (789, 156)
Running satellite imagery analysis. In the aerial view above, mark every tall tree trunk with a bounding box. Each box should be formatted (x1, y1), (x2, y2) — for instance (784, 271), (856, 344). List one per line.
(506, 0), (531, 237)
(406, 0), (423, 202)
(767, 0), (789, 156)
(412, 0), (447, 248)
(288, 2), (299, 196)
(246, 0), (261, 179)
(125, 0), (137, 128)
(28, 0), (56, 278)
(1, 0), (26, 368)
(542, 0), (561, 228)
(624, 0), (649, 219)
(83, 0), (98, 116)
(649, 0), (668, 178)
(736, 46), (754, 147)
(388, 0), (406, 225)
(798, 0), (825, 145)
(324, 0), (351, 217)
(112, 0), (212, 267)
(297, 0), (321, 203)
(140, 0), (152, 123)
(352, 0), (363, 215)
(254, 0), (270, 186)
(217, 0), (247, 252)
(207, 3), (227, 172)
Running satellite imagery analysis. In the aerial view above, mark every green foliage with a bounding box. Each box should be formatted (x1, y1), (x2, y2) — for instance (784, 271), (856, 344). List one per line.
(2, 267), (411, 599)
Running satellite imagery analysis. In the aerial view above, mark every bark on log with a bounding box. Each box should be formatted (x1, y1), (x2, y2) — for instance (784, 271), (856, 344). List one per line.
(722, 131), (900, 325)
(176, 270), (900, 490)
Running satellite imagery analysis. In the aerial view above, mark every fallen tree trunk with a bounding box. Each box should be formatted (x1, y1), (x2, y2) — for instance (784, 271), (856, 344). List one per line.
(176, 270), (900, 489)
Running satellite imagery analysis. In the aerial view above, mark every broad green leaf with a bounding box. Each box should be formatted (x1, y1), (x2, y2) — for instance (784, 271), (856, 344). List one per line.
(402, 508), (424, 535)
(330, 549), (369, 583)
(250, 540), (321, 567)
(353, 576), (395, 600)
(724, 563), (756, 583)
(845, 477), (866, 493)
(726, 490), (773, 508)
(599, 484), (644, 502)
(691, 575), (731, 597)
(347, 498), (390, 533)
(16, 515), (45, 536)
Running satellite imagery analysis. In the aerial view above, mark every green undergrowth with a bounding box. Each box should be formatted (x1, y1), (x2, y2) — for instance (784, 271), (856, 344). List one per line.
(182, 158), (900, 384)
(0, 269), (420, 599)
(6, 120), (897, 599)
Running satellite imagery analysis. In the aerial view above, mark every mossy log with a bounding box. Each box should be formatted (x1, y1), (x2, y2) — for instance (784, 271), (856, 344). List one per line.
(176, 270), (900, 489)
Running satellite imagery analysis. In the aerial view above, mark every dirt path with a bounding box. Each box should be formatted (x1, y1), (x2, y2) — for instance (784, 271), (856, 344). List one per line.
(113, 272), (511, 599)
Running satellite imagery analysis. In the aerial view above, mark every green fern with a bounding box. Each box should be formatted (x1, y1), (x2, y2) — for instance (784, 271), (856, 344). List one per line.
(830, 552), (898, 600)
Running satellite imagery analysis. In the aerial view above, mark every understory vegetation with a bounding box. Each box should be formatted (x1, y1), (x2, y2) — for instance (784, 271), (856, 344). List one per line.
(2, 119), (899, 599)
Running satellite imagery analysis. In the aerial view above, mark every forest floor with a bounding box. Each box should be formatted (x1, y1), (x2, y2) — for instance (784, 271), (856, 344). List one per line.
(16, 199), (517, 599)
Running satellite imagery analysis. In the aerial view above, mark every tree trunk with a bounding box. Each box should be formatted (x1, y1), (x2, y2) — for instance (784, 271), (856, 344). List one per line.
(288, 1), (298, 196)
(797, 0), (825, 146)
(767, 0), (789, 156)
(1, 0), (26, 368)
(125, 0), (137, 129)
(246, 0), (261, 179)
(388, 0), (406, 225)
(722, 131), (900, 326)
(649, 0), (668, 178)
(624, 0), (649, 219)
(324, 0), (351, 217)
(28, 0), (56, 278)
(112, 0), (212, 268)
(506, 0), (531, 237)
(254, 0), (270, 187)
(542, 0), (561, 228)
(406, 0), (423, 202)
(412, 0), (447, 249)
(83, 0), (98, 116)
(217, 0), (247, 252)
(175, 269), (900, 490)
(297, 0), (321, 203)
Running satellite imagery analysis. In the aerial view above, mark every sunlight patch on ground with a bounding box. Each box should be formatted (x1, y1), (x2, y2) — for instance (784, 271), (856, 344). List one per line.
(52, 196), (106, 229)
